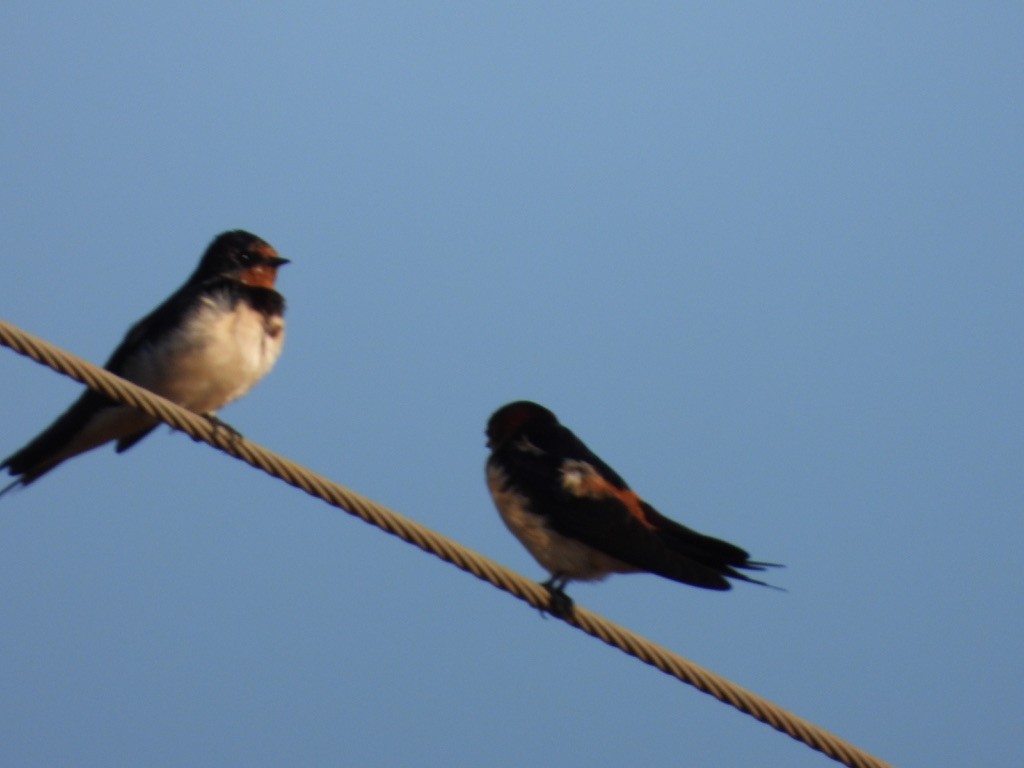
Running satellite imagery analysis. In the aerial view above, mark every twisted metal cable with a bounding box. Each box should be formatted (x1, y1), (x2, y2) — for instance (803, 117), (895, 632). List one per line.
(0, 318), (892, 768)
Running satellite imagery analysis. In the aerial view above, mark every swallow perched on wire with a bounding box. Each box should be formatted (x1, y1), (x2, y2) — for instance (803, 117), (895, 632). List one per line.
(1, 230), (289, 494)
(485, 400), (780, 614)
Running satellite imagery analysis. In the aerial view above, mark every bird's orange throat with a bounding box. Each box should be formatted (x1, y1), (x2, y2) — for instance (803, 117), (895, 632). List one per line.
(239, 264), (280, 289)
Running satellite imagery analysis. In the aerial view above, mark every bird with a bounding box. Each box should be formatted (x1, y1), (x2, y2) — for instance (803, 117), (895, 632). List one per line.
(485, 400), (780, 614)
(1, 229), (289, 494)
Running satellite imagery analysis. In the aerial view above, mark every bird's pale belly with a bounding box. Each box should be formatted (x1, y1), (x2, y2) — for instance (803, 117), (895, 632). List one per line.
(486, 463), (634, 581)
(124, 296), (284, 415)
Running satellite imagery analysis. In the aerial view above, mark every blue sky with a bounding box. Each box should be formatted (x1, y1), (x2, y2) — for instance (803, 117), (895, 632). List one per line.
(1, 3), (1021, 766)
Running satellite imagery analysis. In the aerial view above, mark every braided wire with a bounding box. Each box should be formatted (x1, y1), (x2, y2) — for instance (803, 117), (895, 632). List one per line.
(0, 318), (892, 768)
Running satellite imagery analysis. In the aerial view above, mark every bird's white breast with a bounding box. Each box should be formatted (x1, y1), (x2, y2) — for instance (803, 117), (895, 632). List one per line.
(123, 291), (284, 415)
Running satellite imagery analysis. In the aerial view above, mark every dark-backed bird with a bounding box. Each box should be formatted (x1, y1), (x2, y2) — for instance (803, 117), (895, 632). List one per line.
(1, 229), (289, 494)
(485, 400), (780, 613)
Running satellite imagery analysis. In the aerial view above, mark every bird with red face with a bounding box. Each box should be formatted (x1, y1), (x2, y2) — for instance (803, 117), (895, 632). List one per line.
(2, 230), (289, 494)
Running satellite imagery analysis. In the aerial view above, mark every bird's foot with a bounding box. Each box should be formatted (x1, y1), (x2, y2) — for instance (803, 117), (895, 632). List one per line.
(204, 414), (243, 441)
(539, 577), (575, 619)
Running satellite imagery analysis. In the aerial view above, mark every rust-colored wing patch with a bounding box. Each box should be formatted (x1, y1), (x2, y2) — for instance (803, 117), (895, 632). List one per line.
(560, 460), (658, 530)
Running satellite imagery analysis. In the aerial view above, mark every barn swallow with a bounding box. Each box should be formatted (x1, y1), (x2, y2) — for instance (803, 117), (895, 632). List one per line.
(485, 401), (780, 614)
(1, 230), (289, 494)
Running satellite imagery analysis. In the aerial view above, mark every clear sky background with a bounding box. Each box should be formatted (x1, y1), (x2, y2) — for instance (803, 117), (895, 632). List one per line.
(1, 4), (1021, 767)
